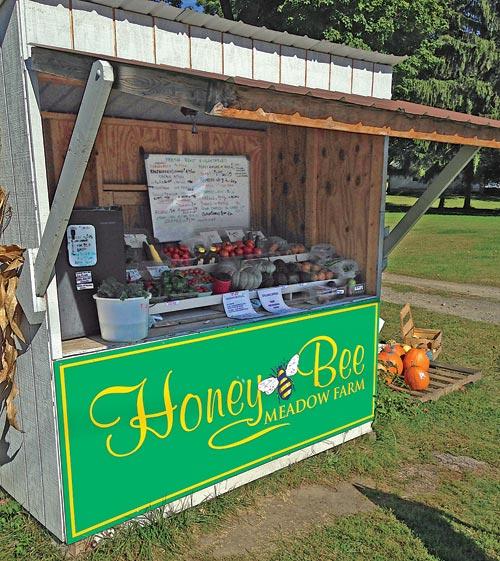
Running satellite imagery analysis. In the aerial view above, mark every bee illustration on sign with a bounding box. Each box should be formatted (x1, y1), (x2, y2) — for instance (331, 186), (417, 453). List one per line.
(258, 354), (300, 400)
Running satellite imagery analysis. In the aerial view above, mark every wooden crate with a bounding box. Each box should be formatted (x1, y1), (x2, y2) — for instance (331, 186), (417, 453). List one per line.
(388, 362), (482, 402)
(400, 303), (443, 358)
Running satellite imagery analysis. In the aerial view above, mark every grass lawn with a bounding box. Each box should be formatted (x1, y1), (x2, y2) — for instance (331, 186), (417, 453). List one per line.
(386, 194), (500, 210)
(1, 303), (498, 560)
(384, 212), (500, 287)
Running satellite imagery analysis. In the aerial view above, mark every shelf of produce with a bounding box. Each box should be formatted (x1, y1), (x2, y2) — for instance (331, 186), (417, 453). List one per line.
(149, 279), (333, 314)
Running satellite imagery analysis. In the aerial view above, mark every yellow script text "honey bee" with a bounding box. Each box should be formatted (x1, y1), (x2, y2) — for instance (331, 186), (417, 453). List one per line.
(89, 336), (367, 458)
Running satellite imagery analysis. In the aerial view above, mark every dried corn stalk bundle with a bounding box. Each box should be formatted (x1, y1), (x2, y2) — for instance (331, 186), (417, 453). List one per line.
(0, 188), (25, 430)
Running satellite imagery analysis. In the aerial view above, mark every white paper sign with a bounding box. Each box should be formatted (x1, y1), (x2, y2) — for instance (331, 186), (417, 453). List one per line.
(147, 265), (170, 279)
(258, 287), (294, 314)
(124, 233), (148, 249)
(225, 229), (246, 242)
(126, 268), (142, 282)
(67, 225), (97, 267)
(145, 154), (250, 242)
(75, 270), (93, 291)
(199, 230), (223, 245)
(223, 291), (262, 320)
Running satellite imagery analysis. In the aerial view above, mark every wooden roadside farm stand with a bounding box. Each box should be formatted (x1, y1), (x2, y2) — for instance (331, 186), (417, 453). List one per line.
(0, 0), (499, 546)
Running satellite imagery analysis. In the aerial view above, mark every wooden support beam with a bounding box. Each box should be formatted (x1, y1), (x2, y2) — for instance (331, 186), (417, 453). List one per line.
(209, 105), (500, 149)
(30, 47), (500, 148)
(383, 145), (479, 256)
(33, 60), (114, 298)
(31, 47), (209, 111)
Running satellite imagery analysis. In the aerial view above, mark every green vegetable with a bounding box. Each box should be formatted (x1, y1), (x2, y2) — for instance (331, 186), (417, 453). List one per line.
(97, 277), (149, 300)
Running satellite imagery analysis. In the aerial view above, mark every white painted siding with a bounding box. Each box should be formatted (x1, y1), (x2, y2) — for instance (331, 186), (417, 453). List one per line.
(253, 40), (280, 83)
(330, 55), (352, 93)
(352, 60), (374, 96)
(306, 51), (330, 90)
(190, 26), (222, 74)
(155, 18), (190, 69)
(23, 0), (72, 50)
(0, 0), (65, 541)
(72, 0), (114, 56)
(19, 0), (394, 98)
(372, 63), (393, 99)
(115, 9), (154, 63)
(223, 33), (252, 78)
(280, 46), (306, 86)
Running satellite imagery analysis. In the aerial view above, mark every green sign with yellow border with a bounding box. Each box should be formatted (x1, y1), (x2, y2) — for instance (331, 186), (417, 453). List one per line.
(54, 300), (379, 542)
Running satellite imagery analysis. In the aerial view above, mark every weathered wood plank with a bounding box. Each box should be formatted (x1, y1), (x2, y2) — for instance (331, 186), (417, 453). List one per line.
(388, 363), (482, 403)
(0, 2), (65, 540)
(365, 135), (385, 293)
(268, 125), (307, 241)
(0, 0), (31, 515)
(30, 48), (500, 148)
(30, 47), (210, 111)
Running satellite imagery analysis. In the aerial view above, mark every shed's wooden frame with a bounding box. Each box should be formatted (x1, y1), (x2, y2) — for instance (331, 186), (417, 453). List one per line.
(0, 0), (498, 544)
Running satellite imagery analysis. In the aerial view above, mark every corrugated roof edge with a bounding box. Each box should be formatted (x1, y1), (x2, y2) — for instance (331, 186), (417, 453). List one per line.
(85, 0), (407, 66)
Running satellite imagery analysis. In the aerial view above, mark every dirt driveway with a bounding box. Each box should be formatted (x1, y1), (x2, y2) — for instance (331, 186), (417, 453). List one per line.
(381, 273), (500, 325)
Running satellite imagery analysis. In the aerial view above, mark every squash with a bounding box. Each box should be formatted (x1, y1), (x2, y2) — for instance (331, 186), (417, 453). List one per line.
(214, 260), (240, 278)
(378, 349), (403, 376)
(232, 266), (262, 291)
(253, 259), (276, 275)
(404, 366), (430, 390)
(273, 271), (288, 286)
(260, 272), (275, 288)
(403, 348), (430, 371)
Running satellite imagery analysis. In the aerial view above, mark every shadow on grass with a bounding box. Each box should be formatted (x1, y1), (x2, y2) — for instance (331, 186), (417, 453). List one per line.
(355, 484), (495, 561)
(385, 204), (500, 216)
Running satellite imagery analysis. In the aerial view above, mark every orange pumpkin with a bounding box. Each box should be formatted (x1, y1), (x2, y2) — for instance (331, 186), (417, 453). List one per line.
(403, 348), (430, 371)
(378, 349), (403, 376)
(404, 366), (430, 390)
(386, 342), (405, 357)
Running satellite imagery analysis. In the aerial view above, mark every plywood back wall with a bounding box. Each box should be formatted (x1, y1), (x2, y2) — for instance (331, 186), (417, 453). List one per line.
(267, 125), (384, 292)
(42, 114), (384, 292)
(42, 113), (269, 234)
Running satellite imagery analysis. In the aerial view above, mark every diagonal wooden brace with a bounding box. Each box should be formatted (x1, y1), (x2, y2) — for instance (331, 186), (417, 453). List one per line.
(18, 59), (114, 324)
(34, 60), (114, 297)
(383, 145), (479, 257)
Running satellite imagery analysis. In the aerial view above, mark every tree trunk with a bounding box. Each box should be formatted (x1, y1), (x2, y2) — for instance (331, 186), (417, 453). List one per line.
(438, 196), (445, 209)
(463, 161), (474, 209)
(219, 0), (234, 20)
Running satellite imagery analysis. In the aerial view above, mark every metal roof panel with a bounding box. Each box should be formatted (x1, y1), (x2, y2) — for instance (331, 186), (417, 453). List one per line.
(81, 1), (406, 65)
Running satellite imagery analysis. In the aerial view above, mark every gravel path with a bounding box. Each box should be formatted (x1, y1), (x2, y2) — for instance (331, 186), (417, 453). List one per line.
(382, 273), (500, 325)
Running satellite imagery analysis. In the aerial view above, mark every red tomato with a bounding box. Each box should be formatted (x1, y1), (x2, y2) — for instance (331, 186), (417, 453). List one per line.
(220, 249), (229, 257)
(243, 247), (253, 255)
(254, 248), (263, 256)
(235, 248), (244, 256)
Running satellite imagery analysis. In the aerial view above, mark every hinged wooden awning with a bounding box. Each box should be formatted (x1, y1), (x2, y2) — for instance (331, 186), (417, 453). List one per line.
(31, 46), (500, 149)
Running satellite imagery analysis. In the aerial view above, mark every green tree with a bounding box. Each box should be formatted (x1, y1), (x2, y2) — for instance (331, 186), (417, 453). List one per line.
(198, 0), (499, 206)
(393, 0), (499, 207)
